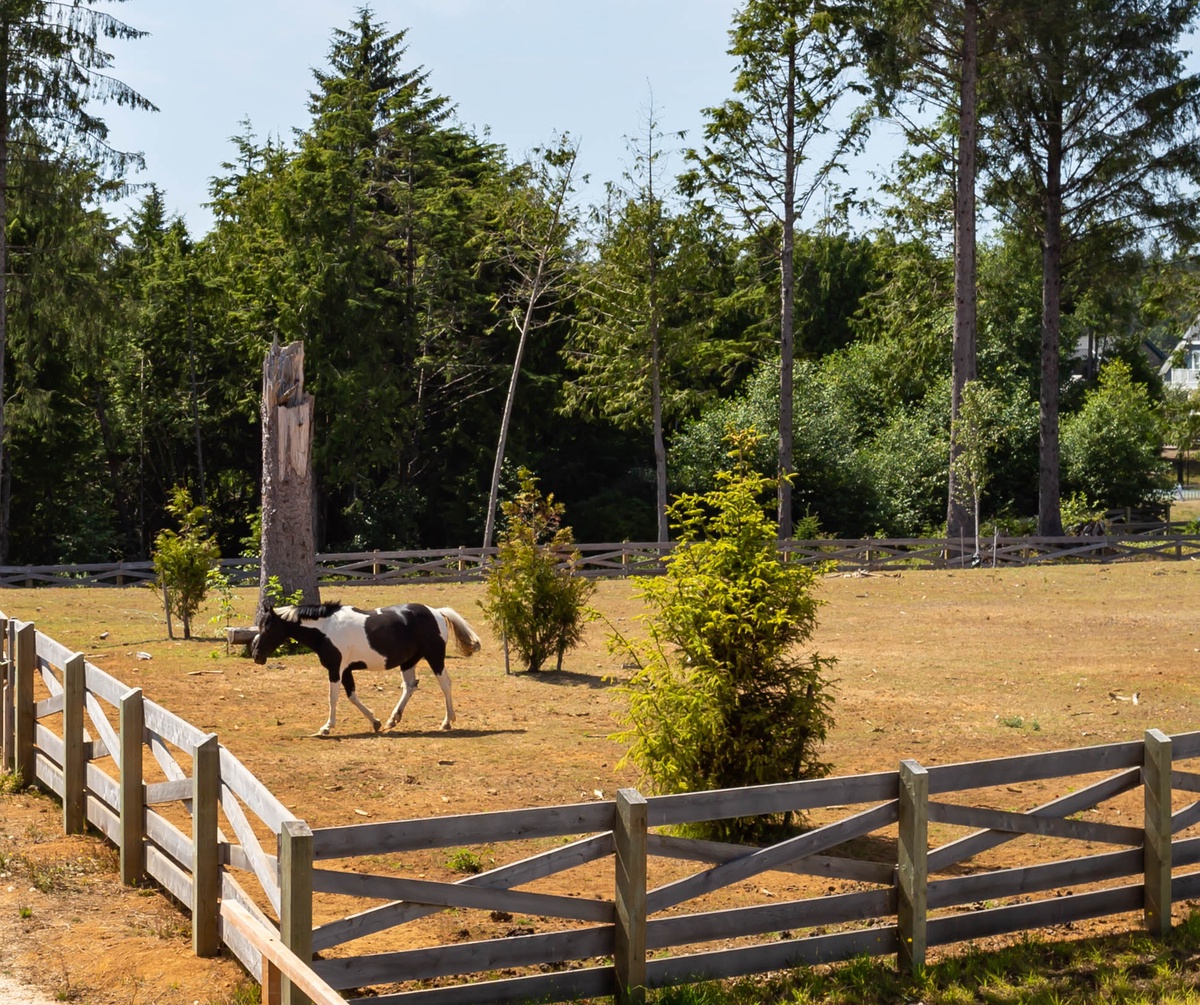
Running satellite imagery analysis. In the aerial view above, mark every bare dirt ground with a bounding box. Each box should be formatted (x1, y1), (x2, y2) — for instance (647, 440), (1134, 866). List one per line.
(0, 560), (1198, 1002)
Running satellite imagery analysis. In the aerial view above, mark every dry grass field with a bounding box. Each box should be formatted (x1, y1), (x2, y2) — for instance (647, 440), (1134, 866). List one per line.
(0, 558), (1198, 1002)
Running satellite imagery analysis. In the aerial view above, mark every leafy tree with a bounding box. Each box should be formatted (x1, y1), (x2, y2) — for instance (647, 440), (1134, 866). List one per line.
(950, 380), (1006, 555)
(683, 0), (865, 538)
(152, 486), (220, 640)
(1061, 359), (1171, 511)
(480, 469), (594, 672)
(0, 1), (154, 560)
(482, 136), (581, 551)
(565, 110), (729, 543)
(613, 430), (836, 841)
(984, 0), (1200, 534)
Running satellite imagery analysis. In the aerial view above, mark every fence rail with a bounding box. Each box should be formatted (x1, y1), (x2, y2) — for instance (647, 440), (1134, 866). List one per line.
(1, 527), (1199, 588)
(5, 610), (1200, 1004)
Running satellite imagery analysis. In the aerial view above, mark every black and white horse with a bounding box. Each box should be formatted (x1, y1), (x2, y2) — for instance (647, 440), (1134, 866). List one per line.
(251, 601), (481, 736)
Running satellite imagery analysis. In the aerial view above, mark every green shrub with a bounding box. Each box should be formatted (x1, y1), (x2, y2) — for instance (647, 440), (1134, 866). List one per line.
(480, 469), (595, 672)
(152, 486), (220, 640)
(612, 429), (836, 842)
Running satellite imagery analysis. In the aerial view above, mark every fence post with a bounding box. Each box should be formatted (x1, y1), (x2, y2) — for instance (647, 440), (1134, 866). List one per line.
(13, 622), (35, 786)
(1144, 728), (1172, 937)
(898, 758), (928, 975)
(614, 788), (647, 1005)
(192, 733), (220, 957)
(62, 654), (85, 834)
(280, 818), (314, 1005)
(119, 688), (145, 885)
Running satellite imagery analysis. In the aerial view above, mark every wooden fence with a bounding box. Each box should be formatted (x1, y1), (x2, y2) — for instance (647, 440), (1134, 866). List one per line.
(5, 608), (1200, 1005)
(1, 526), (1199, 588)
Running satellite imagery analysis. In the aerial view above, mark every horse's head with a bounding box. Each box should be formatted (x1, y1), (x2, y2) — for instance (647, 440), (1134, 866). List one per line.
(250, 607), (292, 665)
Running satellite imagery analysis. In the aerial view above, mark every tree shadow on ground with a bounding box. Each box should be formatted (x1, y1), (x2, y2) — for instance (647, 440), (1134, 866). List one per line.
(512, 668), (617, 690)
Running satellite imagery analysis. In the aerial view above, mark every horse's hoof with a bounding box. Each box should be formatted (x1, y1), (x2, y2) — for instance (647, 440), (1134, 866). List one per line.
(439, 720), (453, 731)
(372, 720), (382, 733)
(316, 727), (331, 738)
(384, 718), (398, 731)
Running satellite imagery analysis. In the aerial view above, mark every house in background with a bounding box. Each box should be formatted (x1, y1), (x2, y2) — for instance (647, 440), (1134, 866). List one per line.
(1159, 316), (1200, 390)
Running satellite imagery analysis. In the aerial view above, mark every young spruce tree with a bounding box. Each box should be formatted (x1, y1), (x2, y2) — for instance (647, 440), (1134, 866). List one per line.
(613, 429), (836, 842)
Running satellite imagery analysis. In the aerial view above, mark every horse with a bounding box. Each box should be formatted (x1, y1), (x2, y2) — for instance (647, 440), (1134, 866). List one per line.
(250, 601), (482, 736)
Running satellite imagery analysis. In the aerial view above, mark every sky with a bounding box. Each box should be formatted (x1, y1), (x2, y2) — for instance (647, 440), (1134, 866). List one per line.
(102, 0), (757, 236)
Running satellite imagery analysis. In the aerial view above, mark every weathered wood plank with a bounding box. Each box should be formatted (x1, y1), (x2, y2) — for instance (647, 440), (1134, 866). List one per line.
(219, 746), (294, 834)
(34, 694), (63, 718)
(35, 633), (76, 673)
(927, 801), (1144, 845)
(647, 887), (895, 949)
(33, 751), (63, 796)
(1172, 770), (1200, 794)
(1171, 730), (1200, 760)
(83, 691), (121, 769)
(85, 792), (120, 844)
(646, 771), (897, 828)
(615, 788), (647, 1005)
(145, 778), (195, 804)
(926, 741), (1143, 793)
(1172, 834), (1200, 867)
(346, 966), (614, 1005)
(311, 868), (615, 923)
(82, 662), (131, 707)
(119, 688), (144, 886)
(144, 699), (207, 752)
(311, 831), (614, 952)
(927, 884), (1143, 946)
(1144, 729), (1173, 936)
(647, 800), (899, 915)
(145, 808), (193, 869)
(145, 844), (193, 909)
(192, 734), (221, 957)
(898, 759), (928, 975)
(62, 655), (85, 834)
(35, 722), (64, 766)
(223, 900), (344, 1005)
(927, 848), (1143, 909)
(927, 767), (1142, 872)
(221, 782), (282, 915)
(644, 927), (900, 989)
(313, 927), (613, 990)
(85, 761), (118, 812)
(280, 819), (314, 1005)
(13, 623), (33, 784)
(312, 801), (615, 860)
(646, 833), (896, 885)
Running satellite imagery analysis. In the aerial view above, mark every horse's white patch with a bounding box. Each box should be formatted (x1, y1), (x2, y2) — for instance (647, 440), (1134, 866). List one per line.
(429, 608), (450, 645)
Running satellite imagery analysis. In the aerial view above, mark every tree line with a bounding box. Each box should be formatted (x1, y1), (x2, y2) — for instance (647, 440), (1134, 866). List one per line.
(0, 1), (1197, 566)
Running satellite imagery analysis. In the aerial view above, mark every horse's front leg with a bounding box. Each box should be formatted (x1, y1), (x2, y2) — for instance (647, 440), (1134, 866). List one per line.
(433, 668), (455, 731)
(320, 677), (339, 736)
(384, 667), (418, 730)
(342, 665), (382, 733)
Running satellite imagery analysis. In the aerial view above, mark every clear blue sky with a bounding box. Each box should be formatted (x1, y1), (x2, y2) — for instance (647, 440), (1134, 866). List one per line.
(103, 1), (751, 235)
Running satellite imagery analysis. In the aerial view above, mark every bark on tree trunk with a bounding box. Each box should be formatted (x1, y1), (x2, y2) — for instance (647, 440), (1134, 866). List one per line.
(256, 339), (320, 626)
(0, 23), (11, 565)
(778, 40), (798, 541)
(947, 0), (979, 546)
(1038, 103), (1065, 538)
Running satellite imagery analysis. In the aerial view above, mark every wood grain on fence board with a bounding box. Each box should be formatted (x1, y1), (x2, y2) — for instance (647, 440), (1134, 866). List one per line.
(647, 887), (896, 950)
(646, 832), (898, 886)
(312, 868), (616, 923)
(280, 819), (314, 1005)
(82, 662), (131, 707)
(1171, 730), (1200, 759)
(34, 694), (63, 717)
(926, 767), (1143, 872)
(119, 687), (144, 885)
(33, 750), (62, 795)
(35, 722), (63, 766)
(1144, 729), (1173, 936)
(646, 800), (900, 916)
(145, 778), (194, 804)
(645, 770), (897, 827)
(311, 830), (615, 952)
(313, 926), (613, 990)
(645, 927), (899, 990)
(220, 782), (282, 914)
(85, 791), (120, 843)
(926, 884), (1144, 946)
(348, 967), (615, 1005)
(312, 801), (615, 859)
(927, 847), (1144, 909)
(145, 843), (193, 907)
(83, 691), (120, 767)
(145, 808), (194, 871)
(927, 743), (1143, 793)
(63, 656), (86, 834)
(14, 622), (34, 783)
(220, 871), (274, 976)
(144, 699), (207, 751)
(84, 761), (118, 811)
(35, 632), (76, 673)
(192, 734), (221, 957)
(219, 746), (294, 833)
(927, 801), (1144, 845)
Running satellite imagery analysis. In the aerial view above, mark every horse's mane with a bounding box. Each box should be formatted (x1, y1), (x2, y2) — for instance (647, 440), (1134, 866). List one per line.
(275, 601), (343, 623)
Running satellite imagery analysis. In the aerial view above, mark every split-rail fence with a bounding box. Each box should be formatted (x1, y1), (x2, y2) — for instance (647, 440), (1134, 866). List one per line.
(0, 525), (1197, 588)
(5, 611), (1200, 1005)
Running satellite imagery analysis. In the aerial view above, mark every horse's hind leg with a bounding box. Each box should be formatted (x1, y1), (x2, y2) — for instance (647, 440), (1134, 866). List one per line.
(384, 666), (419, 730)
(433, 668), (455, 731)
(342, 666), (382, 733)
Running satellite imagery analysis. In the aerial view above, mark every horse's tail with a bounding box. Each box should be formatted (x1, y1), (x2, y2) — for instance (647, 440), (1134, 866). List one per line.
(439, 607), (482, 657)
